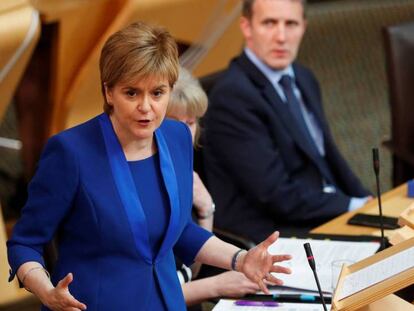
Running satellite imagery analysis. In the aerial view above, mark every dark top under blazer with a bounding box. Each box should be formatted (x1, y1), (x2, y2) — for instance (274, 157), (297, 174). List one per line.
(8, 115), (211, 310)
(203, 52), (370, 242)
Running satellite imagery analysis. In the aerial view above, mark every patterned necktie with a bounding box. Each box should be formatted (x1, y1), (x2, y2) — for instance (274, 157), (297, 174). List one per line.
(279, 75), (318, 155)
(279, 75), (337, 186)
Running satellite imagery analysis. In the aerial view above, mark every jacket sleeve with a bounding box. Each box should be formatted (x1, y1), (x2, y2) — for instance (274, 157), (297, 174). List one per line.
(204, 75), (351, 221)
(173, 219), (212, 267)
(7, 135), (79, 282)
(168, 120), (213, 266)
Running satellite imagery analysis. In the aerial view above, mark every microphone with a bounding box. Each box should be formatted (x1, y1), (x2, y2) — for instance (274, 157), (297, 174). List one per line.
(304, 243), (328, 311)
(372, 148), (386, 251)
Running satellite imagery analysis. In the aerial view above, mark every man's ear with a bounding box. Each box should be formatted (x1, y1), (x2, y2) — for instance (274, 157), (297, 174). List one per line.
(240, 16), (252, 41)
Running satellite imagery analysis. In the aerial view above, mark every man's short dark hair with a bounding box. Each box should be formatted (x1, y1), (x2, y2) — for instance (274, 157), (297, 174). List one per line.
(242, 0), (307, 20)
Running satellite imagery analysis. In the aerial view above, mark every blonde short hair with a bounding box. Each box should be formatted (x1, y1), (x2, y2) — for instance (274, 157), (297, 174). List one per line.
(100, 21), (179, 114)
(167, 68), (208, 145)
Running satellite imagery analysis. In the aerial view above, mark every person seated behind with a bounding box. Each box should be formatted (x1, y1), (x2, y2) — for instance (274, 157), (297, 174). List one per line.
(203, 0), (372, 243)
(7, 21), (292, 311)
(167, 68), (259, 306)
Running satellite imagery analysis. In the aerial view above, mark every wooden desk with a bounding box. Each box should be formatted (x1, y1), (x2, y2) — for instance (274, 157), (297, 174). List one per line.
(312, 184), (414, 308)
(312, 183), (414, 235)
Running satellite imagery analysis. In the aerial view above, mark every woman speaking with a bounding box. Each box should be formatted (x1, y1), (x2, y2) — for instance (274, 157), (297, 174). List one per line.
(7, 22), (291, 311)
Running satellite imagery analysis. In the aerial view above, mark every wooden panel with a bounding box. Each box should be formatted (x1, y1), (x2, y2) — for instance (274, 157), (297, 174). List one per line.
(0, 0), (28, 13)
(64, 0), (243, 129)
(332, 238), (414, 310)
(129, 0), (243, 77)
(14, 0), (126, 179)
(0, 3), (40, 121)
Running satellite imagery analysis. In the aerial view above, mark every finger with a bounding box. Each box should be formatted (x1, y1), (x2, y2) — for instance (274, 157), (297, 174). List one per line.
(246, 280), (261, 289)
(65, 297), (87, 311)
(272, 254), (292, 262)
(261, 231), (280, 248)
(67, 295), (87, 310)
(258, 279), (270, 294)
(57, 273), (73, 289)
(71, 300), (87, 311)
(243, 280), (261, 291)
(266, 274), (284, 286)
(246, 286), (260, 293)
(270, 265), (292, 274)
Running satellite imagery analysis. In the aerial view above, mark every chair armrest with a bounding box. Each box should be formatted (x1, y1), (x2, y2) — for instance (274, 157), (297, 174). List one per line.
(213, 227), (256, 250)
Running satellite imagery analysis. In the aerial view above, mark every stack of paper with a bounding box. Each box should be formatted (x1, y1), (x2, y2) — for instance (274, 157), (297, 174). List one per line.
(267, 238), (380, 293)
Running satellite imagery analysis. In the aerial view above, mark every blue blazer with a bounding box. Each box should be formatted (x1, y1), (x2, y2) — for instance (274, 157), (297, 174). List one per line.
(8, 114), (211, 310)
(204, 52), (370, 242)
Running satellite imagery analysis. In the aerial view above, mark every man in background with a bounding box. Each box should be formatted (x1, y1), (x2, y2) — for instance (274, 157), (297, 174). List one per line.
(203, 0), (371, 243)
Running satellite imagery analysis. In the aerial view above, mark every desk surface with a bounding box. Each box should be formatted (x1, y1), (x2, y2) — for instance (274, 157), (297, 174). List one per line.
(311, 183), (414, 236)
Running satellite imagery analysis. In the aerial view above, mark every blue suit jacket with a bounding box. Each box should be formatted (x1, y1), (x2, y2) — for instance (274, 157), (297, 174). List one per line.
(203, 52), (370, 242)
(8, 114), (211, 310)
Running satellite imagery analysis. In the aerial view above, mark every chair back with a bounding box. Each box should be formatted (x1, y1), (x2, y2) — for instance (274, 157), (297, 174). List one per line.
(383, 20), (414, 185)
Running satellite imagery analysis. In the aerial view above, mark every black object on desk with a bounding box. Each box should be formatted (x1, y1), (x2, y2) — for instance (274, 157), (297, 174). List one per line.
(347, 213), (399, 230)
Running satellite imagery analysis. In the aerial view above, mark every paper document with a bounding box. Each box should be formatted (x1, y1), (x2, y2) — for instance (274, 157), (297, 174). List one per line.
(267, 238), (380, 293)
(338, 246), (414, 300)
(213, 299), (330, 311)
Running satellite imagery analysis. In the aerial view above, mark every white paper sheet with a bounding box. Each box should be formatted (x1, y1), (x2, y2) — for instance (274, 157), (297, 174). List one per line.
(212, 299), (330, 311)
(267, 238), (380, 293)
(338, 246), (414, 300)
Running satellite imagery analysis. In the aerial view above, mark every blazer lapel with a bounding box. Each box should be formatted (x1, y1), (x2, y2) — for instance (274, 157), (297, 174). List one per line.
(98, 113), (152, 263)
(294, 66), (329, 135)
(237, 54), (320, 163)
(237, 54), (337, 182)
(154, 127), (180, 261)
(294, 66), (337, 183)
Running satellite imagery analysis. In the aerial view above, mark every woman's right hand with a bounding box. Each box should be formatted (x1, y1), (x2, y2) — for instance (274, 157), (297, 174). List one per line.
(213, 271), (260, 298)
(192, 172), (213, 215)
(42, 273), (87, 311)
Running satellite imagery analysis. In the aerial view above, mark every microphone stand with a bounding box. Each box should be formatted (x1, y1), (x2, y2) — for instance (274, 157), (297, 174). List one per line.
(373, 148), (386, 251)
(304, 243), (328, 311)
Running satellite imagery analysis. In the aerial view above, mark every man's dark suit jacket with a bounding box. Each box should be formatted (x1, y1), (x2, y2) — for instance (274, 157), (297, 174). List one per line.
(203, 52), (370, 243)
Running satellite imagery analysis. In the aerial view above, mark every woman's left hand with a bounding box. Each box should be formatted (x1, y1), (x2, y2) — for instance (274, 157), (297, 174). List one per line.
(238, 231), (292, 294)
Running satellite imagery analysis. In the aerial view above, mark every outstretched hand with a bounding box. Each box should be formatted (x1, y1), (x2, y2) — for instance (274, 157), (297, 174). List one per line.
(238, 231), (292, 294)
(43, 273), (87, 311)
